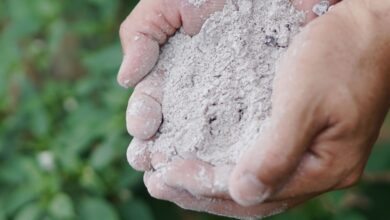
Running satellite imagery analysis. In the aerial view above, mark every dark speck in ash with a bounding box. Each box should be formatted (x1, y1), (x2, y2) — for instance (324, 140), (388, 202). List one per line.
(209, 116), (217, 124)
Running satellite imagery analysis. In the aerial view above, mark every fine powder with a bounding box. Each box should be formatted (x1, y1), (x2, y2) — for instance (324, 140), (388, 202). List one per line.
(144, 0), (303, 166)
(188, 0), (207, 7)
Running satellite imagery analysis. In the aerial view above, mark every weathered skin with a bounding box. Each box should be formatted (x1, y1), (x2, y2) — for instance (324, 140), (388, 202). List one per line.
(118, 0), (390, 218)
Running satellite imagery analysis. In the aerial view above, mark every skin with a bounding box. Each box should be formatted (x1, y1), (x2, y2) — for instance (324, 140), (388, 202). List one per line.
(118, 0), (390, 218)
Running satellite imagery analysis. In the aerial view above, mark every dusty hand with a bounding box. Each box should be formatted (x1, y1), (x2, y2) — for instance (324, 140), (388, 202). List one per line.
(116, 0), (390, 218)
(119, 0), (227, 140)
(118, 0), (337, 140)
(143, 0), (390, 217)
(228, 0), (390, 206)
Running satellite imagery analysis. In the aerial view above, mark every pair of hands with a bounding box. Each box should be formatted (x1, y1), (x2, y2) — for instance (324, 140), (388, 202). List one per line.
(118, 0), (390, 218)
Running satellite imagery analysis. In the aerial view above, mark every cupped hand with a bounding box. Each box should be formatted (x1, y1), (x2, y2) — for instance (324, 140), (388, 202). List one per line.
(114, 0), (390, 218)
(119, 0), (337, 140)
(136, 0), (390, 218)
(120, 0), (225, 140)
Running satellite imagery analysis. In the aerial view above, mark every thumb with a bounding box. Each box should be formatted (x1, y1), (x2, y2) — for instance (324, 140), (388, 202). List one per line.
(229, 96), (324, 206)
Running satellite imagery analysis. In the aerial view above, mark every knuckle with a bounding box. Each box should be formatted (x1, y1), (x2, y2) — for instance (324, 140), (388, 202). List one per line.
(119, 22), (126, 37)
(147, 185), (165, 199)
(127, 140), (151, 171)
(146, 178), (168, 200)
(134, 77), (163, 102)
(303, 152), (335, 179)
(119, 20), (131, 38)
(128, 154), (151, 171)
(319, 150), (337, 170)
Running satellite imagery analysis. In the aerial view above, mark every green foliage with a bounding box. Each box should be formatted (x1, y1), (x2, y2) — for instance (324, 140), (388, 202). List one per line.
(0, 0), (389, 219)
(79, 197), (119, 220)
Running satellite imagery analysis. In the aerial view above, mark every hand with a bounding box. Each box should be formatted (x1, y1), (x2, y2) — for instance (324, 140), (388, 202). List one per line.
(119, 0), (226, 140)
(119, 0), (338, 140)
(229, 0), (390, 206)
(143, 0), (390, 218)
(116, 0), (388, 218)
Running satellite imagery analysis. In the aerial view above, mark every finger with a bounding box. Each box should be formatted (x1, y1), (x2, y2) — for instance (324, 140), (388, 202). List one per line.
(161, 158), (232, 199)
(147, 153), (330, 204)
(291, 0), (341, 23)
(229, 83), (328, 206)
(117, 0), (178, 88)
(127, 138), (152, 171)
(159, 149), (346, 203)
(145, 170), (312, 219)
(180, 0), (226, 36)
(117, 0), (225, 88)
(126, 71), (163, 140)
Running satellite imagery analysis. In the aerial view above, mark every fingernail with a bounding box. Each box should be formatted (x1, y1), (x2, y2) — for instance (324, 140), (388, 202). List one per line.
(232, 172), (271, 206)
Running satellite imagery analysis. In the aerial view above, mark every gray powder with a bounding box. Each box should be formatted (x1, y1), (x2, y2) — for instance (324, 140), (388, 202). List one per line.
(188, 0), (207, 7)
(143, 0), (303, 166)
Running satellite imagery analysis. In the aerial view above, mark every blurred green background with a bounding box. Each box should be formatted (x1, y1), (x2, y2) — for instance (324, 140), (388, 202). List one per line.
(0, 0), (389, 219)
